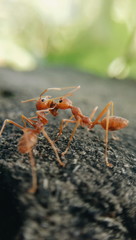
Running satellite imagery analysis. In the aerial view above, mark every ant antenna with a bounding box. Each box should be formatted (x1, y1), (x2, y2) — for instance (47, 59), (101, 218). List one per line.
(21, 86), (80, 103)
(39, 86), (80, 98)
(21, 98), (38, 103)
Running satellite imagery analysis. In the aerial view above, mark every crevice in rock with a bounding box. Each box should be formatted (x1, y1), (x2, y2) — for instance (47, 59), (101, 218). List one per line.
(0, 166), (24, 240)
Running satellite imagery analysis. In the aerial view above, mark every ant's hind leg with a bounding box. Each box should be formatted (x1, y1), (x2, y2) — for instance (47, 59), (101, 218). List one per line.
(0, 119), (24, 136)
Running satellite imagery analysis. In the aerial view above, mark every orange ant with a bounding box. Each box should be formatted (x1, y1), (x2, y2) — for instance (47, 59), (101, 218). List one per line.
(22, 87), (129, 167)
(55, 101), (129, 167)
(0, 109), (65, 193)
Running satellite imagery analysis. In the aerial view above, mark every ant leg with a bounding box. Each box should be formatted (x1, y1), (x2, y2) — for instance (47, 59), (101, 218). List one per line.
(92, 102), (114, 167)
(21, 115), (37, 128)
(62, 115), (74, 128)
(108, 104), (119, 141)
(0, 119), (24, 136)
(107, 103), (118, 140)
(28, 116), (38, 123)
(92, 101), (114, 125)
(36, 108), (55, 115)
(104, 110), (113, 168)
(55, 117), (76, 142)
(89, 106), (98, 120)
(29, 116), (38, 119)
(41, 129), (65, 167)
(62, 115), (74, 134)
(62, 119), (80, 157)
(28, 150), (37, 194)
(21, 115), (27, 127)
(59, 118), (76, 136)
(36, 110), (50, 115)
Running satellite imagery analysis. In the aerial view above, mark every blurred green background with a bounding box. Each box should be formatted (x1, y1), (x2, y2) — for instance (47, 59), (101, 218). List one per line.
(0, 0), (136, 79)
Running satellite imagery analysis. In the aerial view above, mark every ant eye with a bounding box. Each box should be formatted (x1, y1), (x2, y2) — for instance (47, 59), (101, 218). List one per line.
(59, 99), (63, 103)
(41, 99), (45, 102)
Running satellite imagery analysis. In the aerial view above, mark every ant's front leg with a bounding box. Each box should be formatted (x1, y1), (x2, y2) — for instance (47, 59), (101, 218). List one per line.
(54, 117), (76, 142)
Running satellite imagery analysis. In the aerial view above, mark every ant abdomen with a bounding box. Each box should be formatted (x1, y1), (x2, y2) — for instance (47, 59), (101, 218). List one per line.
(101, 116), (129, 131)
(18, 129), (37, 154)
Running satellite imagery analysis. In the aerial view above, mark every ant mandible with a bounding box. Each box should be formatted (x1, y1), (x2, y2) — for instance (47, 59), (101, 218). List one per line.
(0, 109), (64, 193)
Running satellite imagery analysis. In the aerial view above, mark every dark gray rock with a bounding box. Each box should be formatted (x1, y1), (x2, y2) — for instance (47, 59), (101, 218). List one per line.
(0, 67), (135, 240)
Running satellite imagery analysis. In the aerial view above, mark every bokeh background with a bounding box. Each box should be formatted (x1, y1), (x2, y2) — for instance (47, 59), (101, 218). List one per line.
(1, 0), (136, 79)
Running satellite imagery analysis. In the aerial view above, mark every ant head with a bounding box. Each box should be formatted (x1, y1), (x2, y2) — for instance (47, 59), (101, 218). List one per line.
(57, 98), (72, 109)
(36, 96), (52, 110)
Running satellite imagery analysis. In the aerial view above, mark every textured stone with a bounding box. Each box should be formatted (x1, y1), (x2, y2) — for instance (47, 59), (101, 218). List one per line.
(0, 67), (135, 240)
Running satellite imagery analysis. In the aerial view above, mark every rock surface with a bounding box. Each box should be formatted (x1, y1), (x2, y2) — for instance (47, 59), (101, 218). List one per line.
(0, 67), (136, 240)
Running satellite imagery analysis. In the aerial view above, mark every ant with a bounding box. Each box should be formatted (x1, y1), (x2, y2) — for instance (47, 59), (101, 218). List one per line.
(22, 86), (129, 167)
(0, 108), (65, 193)
(55, 99), (129, 167)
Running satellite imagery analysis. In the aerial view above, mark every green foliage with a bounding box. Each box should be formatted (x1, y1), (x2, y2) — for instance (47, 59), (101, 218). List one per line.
(0, 0), (136, 79)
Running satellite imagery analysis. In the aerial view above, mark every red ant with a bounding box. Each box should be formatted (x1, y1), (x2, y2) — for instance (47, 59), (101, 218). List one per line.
(55, 99), (129, 167)
(0, 109), (64, 193)
(22, 86), (129, 167)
